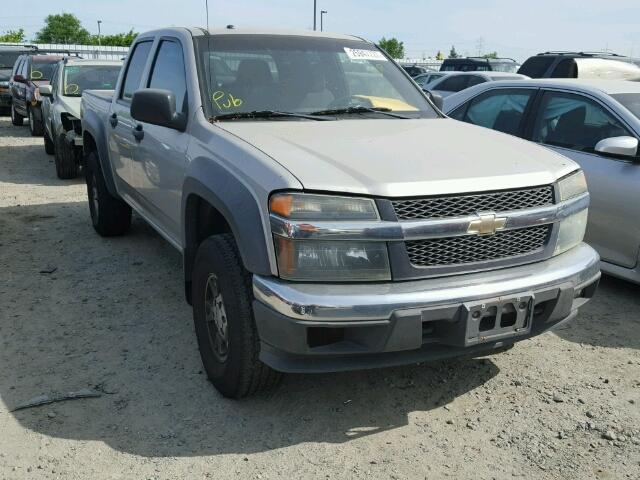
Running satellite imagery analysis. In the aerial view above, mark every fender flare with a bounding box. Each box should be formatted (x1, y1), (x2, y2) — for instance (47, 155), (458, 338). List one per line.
(82, 110), (120, 198)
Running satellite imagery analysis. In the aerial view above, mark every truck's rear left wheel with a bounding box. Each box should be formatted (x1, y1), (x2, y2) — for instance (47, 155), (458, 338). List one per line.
(85, 151), (131, 236)
(192, 234), (282, 398)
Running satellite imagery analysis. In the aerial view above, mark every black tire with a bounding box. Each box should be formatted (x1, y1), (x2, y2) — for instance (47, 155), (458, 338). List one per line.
(11, 104), (24, 126)
(28, 107), (44, 136)
(85, 151), (131, 236)
(54, 135), (79, 179)
(192, 234), (282, 398)
(44, 128), (55, 155)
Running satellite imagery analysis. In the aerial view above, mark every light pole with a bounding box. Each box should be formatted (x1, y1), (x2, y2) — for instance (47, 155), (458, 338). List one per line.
(321, 10), (327, 32)
(313, 0), (317, 30)
(97, 20), (102, 47)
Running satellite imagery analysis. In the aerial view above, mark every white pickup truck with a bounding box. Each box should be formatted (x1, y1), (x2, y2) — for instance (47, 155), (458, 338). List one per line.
(81, 27), (600, 398)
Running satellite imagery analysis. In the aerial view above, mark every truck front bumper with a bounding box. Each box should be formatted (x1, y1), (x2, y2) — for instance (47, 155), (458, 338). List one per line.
(253, 243), (600, 373)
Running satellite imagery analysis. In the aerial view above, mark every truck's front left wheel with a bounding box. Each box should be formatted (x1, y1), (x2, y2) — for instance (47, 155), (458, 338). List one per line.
(192, 234), (282, 399)
(85, 151), (131, 236)
(54, 135), (79, 179)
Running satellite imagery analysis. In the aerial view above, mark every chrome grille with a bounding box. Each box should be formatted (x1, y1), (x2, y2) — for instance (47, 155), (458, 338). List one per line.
(392, 186), (554, 220)
(406, 225), (551, 267)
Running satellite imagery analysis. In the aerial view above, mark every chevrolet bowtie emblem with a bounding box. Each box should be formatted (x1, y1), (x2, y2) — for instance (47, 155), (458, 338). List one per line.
(467, 212), (507, 236)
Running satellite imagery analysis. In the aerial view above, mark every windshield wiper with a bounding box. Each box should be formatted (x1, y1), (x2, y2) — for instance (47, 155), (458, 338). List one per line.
(211, 110), (332, 122)
(310, 106), (411, 119)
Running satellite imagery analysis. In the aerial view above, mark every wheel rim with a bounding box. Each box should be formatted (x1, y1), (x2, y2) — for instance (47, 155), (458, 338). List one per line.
(90, 172), (99, 221)
(204, 273), (229, 362)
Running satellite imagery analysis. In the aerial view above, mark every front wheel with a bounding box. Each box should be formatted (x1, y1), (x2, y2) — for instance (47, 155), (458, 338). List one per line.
(54, 135), (79, 179)
(11, 104), (24, 126)
(28, 107), (44, 136)
(44, 128), (55, 155)
(192, 234), (282, 398)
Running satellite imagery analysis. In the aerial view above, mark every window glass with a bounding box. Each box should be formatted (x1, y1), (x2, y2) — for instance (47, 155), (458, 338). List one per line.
(611, 93), (640, 120)
(462, 89), (535, 136)
(20, 59), (29, 77)
(0, 52), (21, 69)
(467, 75), (485, 87)
(148, 40), (187, 111)
(121, 41), (152, 100)
(518, 57), (554, 78)
(532, 92), (631, 152)
(30, 60), (58, 80)
(434, 75), (469, 92)
(63, 65), (121, 97)
(551, 58), (577, 78)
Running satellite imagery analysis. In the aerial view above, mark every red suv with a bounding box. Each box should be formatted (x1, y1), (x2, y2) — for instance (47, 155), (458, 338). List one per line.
(10, 54), (63, 135)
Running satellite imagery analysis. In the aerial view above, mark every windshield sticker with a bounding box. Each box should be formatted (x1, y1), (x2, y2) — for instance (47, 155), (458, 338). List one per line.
(65, 83), (80, 95)
(212, 91), (243, 110)
(31, 70), (43, 79)
(344, 48), (388, 62)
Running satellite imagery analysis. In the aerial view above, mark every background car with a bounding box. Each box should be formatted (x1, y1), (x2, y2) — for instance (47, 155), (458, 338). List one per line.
(9, 54), (64, 135)
(440, 57), (520, 73)
(0, 45), (38, 113)
(518, 51), (640, 80)
(401, 64), (432, 77)
(413, 72), (447, 89)
(40, 57), (122, 178)
(443, 79), (640, 283)
(425, 71), (529, 99)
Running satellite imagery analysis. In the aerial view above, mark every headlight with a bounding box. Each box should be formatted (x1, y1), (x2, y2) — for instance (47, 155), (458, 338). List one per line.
(270, 193), (390, 281)
(558, 170), (587, 201)
(554, 209), (588, 256)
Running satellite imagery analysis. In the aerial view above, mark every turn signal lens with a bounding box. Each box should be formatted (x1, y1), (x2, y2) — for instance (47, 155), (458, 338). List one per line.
(558, 170), (588, 202)
(270, 193), (378, 220)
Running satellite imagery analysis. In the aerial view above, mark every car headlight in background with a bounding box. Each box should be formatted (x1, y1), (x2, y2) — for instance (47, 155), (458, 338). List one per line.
(270, 193), (391, 281)
(558, 170), (587, 201)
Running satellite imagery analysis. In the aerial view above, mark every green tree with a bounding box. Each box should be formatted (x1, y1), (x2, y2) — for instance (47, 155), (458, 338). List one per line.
(90, 30), (138, 47)
(483, 51), (499, 59)
(436, 50), (444, 61)
(448, 45), (459, 59)
(0, 28), (26, 43)
(378, 37), (405, 59)
(35, 13), (90, 44)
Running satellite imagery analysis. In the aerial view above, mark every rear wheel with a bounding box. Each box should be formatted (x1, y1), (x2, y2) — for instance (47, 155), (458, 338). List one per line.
(85, 151), (131, 236)
(28, 107), (44, 136)
(54, 135), (79, 179)
(192, 234), (282, 398)
(11, 104), (24, 126)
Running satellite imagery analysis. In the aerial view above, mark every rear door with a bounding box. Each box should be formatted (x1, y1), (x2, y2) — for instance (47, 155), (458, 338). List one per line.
(132, 37), (190, 241)
(528, 90), (640, 268)
(108, 40), (154, 197)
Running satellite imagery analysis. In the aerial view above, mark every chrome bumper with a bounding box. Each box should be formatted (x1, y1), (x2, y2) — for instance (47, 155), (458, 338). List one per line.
(253, 243), (600, 323)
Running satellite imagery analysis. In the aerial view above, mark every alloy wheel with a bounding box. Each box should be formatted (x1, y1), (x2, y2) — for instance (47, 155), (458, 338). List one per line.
(204, 273), (229, 362)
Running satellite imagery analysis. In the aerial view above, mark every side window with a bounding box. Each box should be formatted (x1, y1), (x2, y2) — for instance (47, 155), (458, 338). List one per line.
(148, 40), (187, 113)
(121, 41), (153, 101)
(435, 75), (469, 92)
(467, 75), (485, 87)
(12, 58), (23, 76)
(20, 59), (29, 77)
(551, 59), (577, 78)
(461, 89), (536, 136)
(532, 91), (632, 153)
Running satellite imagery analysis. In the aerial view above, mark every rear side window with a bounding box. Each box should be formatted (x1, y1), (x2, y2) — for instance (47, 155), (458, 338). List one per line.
(459, 89), (536, 136)
(148, 40), (188, 113)
(518, 57), (555, 78)
(551, 59), (577, 78)
(467, 75), (485, 87)
(435, 75), (469, 92)
(121, 41), (153, 100)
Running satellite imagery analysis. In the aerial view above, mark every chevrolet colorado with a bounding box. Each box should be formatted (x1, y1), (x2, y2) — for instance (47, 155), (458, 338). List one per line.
(81, 27), (600, 398)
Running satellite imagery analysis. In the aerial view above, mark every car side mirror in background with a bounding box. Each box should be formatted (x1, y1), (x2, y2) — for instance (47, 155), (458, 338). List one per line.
(131, 88), (187, 131)
(39, 85), (53, 97)
(594, 136), (639, 159)
(425, 90), (443, 111)
(13, 74), (26, 84)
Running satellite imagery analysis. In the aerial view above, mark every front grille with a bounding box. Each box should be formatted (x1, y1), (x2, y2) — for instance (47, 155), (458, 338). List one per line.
(406, 225), (551, 267)
(392, 186), (554, 220)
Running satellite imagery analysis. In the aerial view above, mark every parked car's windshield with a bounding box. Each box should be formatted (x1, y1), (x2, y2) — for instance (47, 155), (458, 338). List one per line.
(611, 93), (640, 120)
(30, 61), (58, 80)
(197, 35), (437, 118)
(0, 52), (20, 69)
(63, 65), (121, 97)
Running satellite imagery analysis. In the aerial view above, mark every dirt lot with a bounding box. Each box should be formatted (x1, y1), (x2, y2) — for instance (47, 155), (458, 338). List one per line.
(0, 116), (638, 480)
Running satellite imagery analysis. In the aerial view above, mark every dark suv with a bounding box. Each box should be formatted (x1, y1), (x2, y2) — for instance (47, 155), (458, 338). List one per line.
(440, 57), (519, 73)
(10, 54), (63, 135)
(518, 51), (640, 78)
(0, 45), (38, 112)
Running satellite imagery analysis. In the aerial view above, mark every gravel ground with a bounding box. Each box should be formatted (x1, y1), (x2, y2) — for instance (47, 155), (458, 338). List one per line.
(0, 116), (639, 480)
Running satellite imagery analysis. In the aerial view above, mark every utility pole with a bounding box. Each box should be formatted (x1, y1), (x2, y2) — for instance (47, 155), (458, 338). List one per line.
(97, 20), (102, 47)
(321, 10), (327, 32)
(313, 0), (317, 30)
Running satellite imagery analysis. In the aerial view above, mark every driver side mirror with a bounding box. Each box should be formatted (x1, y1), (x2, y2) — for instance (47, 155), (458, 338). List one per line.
(39, 85), (53, 98)
(13, 74), (26, 84)
(131, 88), (186, 132)
(424, 89), (443, 111)
(595, 136), (639, 160)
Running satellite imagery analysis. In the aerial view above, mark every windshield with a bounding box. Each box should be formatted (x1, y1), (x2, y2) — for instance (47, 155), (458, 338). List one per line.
(31, 61), (58, 80)
(63, 65), (121, 97)
(0, 52), (20, 69)
(197, 35), (436, 119)
(611, 93), (640, 120)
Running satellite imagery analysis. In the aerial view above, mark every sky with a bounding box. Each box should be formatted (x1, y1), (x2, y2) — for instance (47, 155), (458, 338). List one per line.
(1, 0), (640, 62)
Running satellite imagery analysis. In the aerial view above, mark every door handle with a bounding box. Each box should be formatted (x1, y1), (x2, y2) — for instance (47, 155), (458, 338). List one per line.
(109, 113), (118, 128)
(132, 124), (144, 141)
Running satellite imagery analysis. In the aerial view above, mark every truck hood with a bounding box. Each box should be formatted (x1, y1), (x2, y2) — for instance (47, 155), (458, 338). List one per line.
(217, 118), (578, 197)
